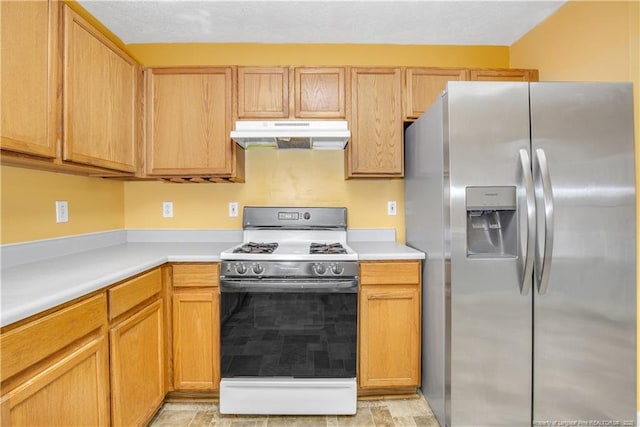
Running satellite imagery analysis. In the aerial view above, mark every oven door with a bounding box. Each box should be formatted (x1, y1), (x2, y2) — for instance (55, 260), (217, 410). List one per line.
(220, 278), (357, 379)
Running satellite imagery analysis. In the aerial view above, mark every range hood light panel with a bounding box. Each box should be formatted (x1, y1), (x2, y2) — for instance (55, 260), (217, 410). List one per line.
(231, 121), (350, 150)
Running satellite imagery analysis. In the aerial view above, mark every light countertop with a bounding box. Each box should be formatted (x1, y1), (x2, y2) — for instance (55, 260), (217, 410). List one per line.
(1, 239), (424, 328)
(1, 242), (236, 327)
(349, 242), (425, 260)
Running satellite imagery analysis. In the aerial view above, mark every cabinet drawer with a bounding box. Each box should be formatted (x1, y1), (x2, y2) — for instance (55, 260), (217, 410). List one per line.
(108, 269), (162, 320)
(360, 261), (421, 285)
(0, 293), (106, 382)
(173, 264), (220, 288)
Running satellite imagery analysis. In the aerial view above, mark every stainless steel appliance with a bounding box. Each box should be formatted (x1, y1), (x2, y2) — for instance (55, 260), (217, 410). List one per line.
(219, 207), (358, 415)
(404, 82), (636, 427)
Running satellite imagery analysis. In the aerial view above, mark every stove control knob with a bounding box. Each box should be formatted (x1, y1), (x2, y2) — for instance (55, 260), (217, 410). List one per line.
(303, 212), (311, 220)
(314, 263), (327, 275)
(253, 263), (264, 275)
(235, 263), (247, 274)
(331, 263), (344, 275)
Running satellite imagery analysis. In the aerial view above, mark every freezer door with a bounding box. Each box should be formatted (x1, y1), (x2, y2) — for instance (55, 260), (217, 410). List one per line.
(447, 82), (532, 427)
(531, 83), (636, 425)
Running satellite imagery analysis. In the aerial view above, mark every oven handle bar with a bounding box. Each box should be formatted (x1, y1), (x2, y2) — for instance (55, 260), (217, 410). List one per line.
(220, 278), (358, 293)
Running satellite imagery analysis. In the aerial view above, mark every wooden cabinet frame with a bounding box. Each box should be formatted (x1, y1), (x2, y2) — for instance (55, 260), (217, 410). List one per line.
(62, 5), (139, 173)
(348, 67), (403, 177)
(469, 68), (539, 82)
(404, 67), (468, 120)
(171, 264), (220, 391)
(0, 294), (109, 426)
(238, 67), (289, 118)
(110, 300), (164, 426)
(0, 0), (59, 159)
(144, 67), (243, 179)
(358, 261), (422, 392)
(294, 67), (347, 118)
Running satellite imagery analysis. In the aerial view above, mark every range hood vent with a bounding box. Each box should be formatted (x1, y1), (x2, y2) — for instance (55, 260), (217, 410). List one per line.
(230, 120), (350, 150)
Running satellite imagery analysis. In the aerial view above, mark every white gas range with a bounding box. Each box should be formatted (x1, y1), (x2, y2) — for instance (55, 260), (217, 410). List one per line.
(219, 207), (358, 415)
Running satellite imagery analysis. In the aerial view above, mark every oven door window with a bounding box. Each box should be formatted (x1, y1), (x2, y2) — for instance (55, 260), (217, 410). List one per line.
(220, 291), (357, 378)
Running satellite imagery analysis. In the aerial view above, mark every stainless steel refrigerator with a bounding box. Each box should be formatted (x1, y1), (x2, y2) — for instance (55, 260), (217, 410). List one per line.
(404, 82), (636, 427)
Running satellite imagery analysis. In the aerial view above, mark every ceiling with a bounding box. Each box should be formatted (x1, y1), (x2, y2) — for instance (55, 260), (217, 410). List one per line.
(77, 0), (566, 46)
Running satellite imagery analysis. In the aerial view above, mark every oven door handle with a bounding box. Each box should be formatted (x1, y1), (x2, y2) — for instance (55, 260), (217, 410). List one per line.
(220, 278), (359, 293)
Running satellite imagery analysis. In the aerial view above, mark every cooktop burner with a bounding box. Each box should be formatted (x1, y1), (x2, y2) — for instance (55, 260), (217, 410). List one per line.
(233, 242), (279, 254)
(310, 242), (347, 255)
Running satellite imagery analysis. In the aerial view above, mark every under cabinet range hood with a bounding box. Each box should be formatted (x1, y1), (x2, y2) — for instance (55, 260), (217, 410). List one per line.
(230, 120), (350, 150)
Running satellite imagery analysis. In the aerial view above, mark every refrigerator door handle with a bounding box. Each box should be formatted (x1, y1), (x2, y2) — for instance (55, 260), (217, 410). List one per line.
(534, 148), (554, 295)
(518, 149), (535, 296)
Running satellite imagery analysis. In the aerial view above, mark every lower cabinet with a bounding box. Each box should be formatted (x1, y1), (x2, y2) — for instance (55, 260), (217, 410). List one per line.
(172, 264), (220, 391)
(108, 268), (164, 427)
(1, 336), (110, 426)
(0, 294), (110, 426)
(109, 300), (164, 426)
(358, 260), (422, 390)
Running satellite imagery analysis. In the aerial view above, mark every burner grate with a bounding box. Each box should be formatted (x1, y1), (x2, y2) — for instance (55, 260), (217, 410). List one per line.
(233, 242), (279, 254)
(309, 242), (347, 255)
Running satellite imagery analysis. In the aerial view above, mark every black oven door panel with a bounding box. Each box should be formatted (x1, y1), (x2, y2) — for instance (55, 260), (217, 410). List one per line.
(220, 291), (357, 379)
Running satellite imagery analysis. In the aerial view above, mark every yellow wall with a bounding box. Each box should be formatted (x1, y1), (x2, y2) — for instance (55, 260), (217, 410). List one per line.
(126, 43), (509, 68)
(123, 43), (510, 243)
(510, 0), (640, 410)
(125, 150), (405, 238)
(0, 166), (124, 243)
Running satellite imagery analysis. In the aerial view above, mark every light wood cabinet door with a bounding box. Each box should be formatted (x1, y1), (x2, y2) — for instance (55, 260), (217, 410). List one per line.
(0, 335), (110, 426)
(172, 290), (220, 390)
(294, 67), (346, 118)
(62, 6), (138, 173)
(110, 299), (164, 427)
(145, 67), (236, 176)
(469, 68), (539, 82)
(359, 261), (421, 390)
(1, 0), (58, 158)
(238, 67), (289, 118)
(404, 68), (467, 120)
(349, 68), (403, 177)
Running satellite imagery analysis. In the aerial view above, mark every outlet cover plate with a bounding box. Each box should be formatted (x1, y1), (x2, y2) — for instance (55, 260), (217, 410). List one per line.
(163, 201), (174, 218)
(387, 201), (397, 216)
(55, 201), (69, 223)
(229, 202), (239, 217)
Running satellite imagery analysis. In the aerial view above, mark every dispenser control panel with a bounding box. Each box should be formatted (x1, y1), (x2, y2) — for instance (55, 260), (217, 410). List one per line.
(465, 186), (517, 258)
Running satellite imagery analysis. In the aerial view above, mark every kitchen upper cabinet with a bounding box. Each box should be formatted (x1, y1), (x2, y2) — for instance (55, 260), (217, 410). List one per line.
(145, 67), (243, 179)
(294, 67), (346, 118)
(172, 264), (220, 391)
(404, 67), (467, 120)
(0, 294), (110, 426)
(238, 67), (289, 118)
(348, 68), (403, 177)
(1, 0), (58, 159)
(238, 67), (347, 119)
(62, 5), (138, 173)
(108, 269), (164, 427)
(469, 68), (539, 82)
(359, 261), (421, 391)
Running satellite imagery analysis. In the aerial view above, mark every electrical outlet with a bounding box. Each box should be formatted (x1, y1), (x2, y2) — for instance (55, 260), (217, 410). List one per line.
(387, 201), (397, 216)
(55, 201), (69, 223)
(162, 201), (174, 218)
(229, 202), (239, 217)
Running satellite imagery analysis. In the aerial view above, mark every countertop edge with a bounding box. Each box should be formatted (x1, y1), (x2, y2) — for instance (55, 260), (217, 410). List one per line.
(1, 240), (425, 328)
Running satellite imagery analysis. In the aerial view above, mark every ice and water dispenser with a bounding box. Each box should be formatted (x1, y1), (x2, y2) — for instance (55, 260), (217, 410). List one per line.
(466, 186), (517, 257)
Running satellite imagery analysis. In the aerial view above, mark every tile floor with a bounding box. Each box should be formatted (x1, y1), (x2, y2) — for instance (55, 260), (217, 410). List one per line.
(148, 394), (440, 427)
